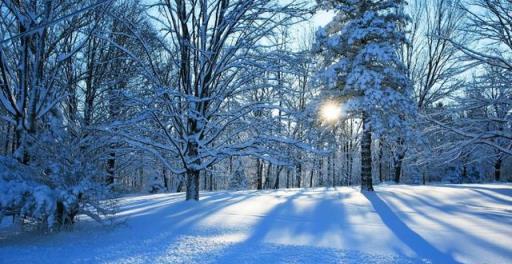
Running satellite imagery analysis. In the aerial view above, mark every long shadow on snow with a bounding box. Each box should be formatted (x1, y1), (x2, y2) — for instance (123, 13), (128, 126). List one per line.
(213, 189), (308, 263)
(388, 191), (512, 258)
(98, 192), (260, 263)
(214, 189), (414, 263)
(0, 191), (260, 263)
(437, 184), (512, 200)
(364, 191), (461, 264)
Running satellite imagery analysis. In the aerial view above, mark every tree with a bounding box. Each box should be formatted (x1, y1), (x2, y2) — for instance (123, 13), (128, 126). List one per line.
(112, 0), (308, 200)
(315, 0), (414, 191)
(318, 0), (413, 191)
(0, 0), (117, 230)
(419, 0), (512, 184)
(405, 0), (466, 110)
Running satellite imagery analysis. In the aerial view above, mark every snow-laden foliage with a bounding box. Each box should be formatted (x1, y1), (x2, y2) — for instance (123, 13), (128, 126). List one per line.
(0, 108), (115, 229)
(104, 0), (312, 200)
(315, 0), (415, 136)
(315, 0), (416, 189)
(0, 0), (120, 231)
(0, 149), (113, 230)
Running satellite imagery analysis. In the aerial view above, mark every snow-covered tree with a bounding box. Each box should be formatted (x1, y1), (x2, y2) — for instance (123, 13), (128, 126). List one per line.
(110, 0), (309, 200)
(438, 0), (512, 157)
(0, 0), (121, 230)
(315, 0), (414, 191)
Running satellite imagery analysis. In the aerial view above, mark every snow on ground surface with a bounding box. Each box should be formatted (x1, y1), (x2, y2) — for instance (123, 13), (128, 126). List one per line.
(1, 184), (512, 264)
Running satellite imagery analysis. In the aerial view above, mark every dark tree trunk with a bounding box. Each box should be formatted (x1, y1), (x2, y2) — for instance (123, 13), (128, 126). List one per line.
(327, 153), (332, 186)
(309, 167), (314, 188)
(332, 151), (336, 187)
(209, 172), (214, 191)
(495, 158), (502, 182)
(393, 136), (405, 184)
(273, 166), (282, 189)
(186, 169), (200, 200)
(461, 164), (467, 184)
(394, 155), (403, 184)
(185, 140), (200, 200)
(286, 169), (290, 188)
(361, 112), (374, 191)
(265, 163), (272, 189)
(256, 159), (263, 190)
(106, 151), (115, 186)
(176, 176), (184, 193)
(296, 163), (302, 188)
(203, 170), (207, 190)
(348, 120), (353, 185)
(379, 140), (384, 183)
(318, 158), (324, 186)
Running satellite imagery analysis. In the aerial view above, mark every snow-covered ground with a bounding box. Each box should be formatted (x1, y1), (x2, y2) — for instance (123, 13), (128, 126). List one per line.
(1, 184), (511, 264)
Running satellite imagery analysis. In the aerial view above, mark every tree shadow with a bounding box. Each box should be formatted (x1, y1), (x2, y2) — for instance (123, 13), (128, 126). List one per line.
(438, 184), (512, 199)
(363, 191), (461, 264)
(0, 190), (258, 264)
(214, 188), (411, 262)
(388, 191), (512, 256)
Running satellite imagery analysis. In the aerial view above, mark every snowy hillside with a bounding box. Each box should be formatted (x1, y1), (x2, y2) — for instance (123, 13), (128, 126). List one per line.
(1, 184), (511, 264)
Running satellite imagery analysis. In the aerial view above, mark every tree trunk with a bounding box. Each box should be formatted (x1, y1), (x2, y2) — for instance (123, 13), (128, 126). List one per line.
(393, 138), (405, 184)
(203, 170), (207, 190)
(186, 169), (200, 200)
(361, 112), (374, 191)
(394, 155), (403, 184)
(309, 167), (314, 188)
(256, 159), (263, 190)
(327, 153), (332, 186)
(265, 163), (272, 189)
(331, 151), (336, 187)
(379, 140), (384, 183)
(273, 166), (282, 189)
(176, 176), (184, 193)
(185, 140), (200, 200)
(106, 151), (115, 186)
(318, 158), (324, 186)
(296, 163), (302, 188)
(286, 169), (290, 188)
(461, 164), (467, 184)
(347, 119), (354, 186)
(495, 158), (502, 182)
(209, 172), (214, 191)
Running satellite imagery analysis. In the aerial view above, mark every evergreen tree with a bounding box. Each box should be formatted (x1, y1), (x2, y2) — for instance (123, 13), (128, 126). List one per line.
(315, 0), (414, 191)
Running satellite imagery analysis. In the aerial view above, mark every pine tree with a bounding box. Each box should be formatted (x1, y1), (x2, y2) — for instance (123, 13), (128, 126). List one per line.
(315, 0), (413, 191)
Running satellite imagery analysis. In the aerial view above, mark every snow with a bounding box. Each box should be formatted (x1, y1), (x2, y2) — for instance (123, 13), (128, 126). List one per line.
(1, 184), (512, 264)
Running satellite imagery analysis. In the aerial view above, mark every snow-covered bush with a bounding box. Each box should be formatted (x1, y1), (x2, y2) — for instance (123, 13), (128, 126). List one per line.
(0, 128), (116, 231)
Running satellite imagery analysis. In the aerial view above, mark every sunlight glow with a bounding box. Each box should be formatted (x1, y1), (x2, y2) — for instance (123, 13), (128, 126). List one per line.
(319, 101), (342, 123)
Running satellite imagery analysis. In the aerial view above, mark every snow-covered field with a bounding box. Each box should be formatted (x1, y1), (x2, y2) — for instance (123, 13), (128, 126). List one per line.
(1, 184), (511, 264)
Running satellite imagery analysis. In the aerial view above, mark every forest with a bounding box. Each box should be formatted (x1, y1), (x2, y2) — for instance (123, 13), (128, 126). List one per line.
(0, 0), (511, 263)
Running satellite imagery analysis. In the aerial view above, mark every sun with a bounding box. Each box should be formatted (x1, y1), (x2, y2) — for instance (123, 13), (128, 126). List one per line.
(319, 101), (341, 123)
